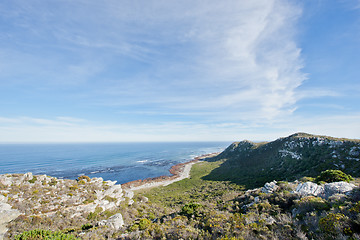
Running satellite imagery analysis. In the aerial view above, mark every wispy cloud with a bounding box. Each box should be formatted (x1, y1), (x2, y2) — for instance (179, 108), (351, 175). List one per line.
(2, 1), (357, 142)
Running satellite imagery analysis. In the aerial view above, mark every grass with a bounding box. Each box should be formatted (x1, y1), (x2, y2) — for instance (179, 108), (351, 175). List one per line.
(140, 161), (244, 209)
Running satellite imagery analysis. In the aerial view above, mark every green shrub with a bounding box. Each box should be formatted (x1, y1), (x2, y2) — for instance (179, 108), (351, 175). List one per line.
(69, 185), (78, 191)
(319, 213), (347, 235)
(14, 229), (78, 240)
(299, 176), (315, 182)
(49, 178), (57, 186)
(180, 203), (203, 218)
(78, 180), (86, 185)
(28, 176), (37, 184)
(81, 223), (93, 230)
(104, 195), (117, 202)
(78, 175), (91, 182)
(138, 218), (151, 230)
(316, 170), (353, 183)
(296, 196), (330, 212)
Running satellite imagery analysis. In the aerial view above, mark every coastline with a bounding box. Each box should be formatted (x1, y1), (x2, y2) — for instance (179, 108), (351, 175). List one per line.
(121, 152), (219, 191)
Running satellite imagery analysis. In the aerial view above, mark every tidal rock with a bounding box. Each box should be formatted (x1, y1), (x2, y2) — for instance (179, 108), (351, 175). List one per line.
(261, 181), (278, 194)
(97, 213), (124, 230)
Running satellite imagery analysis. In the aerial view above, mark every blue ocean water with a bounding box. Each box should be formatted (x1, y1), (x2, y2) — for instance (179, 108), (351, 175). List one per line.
(0, 142), (229, 184)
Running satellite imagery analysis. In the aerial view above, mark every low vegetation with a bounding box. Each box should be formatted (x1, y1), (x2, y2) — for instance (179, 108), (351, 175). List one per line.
(2, 133), (360, 239)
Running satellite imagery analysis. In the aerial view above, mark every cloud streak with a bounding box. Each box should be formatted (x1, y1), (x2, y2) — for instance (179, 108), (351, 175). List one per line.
(2, 1), (357, 142)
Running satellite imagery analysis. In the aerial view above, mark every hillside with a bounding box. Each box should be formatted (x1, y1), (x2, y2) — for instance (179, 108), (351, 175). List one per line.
(204, 133), (360, 188)
(2, 132), (360, 239)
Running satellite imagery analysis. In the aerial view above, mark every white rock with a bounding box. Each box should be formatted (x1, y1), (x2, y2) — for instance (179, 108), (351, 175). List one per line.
(123, 189), (134, 199)
(295, 181), (357, 199)
(295, 182), (324, 197)
(324, 182), (356, 198)
(97, 213), (124, 230)
(23, 172), (33, 181)
(0, 202), (21, 240)
(0, 177), (12, 186)
(261, 181), (278, 194)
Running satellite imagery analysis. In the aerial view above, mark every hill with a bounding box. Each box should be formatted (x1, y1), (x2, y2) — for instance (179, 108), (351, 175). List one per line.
(204, 132), (360, 188)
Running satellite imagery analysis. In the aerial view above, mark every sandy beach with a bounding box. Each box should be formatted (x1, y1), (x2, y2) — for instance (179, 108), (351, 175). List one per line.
(121, 152), (218, 191)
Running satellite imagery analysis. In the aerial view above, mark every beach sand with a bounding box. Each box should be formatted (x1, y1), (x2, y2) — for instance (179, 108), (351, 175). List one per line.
(122, 152), (218, 191)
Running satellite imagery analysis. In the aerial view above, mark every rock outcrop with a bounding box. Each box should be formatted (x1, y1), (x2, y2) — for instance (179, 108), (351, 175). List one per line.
(0, 195), (21, 240)
(261, 181), (279, 194)
(0, 173), (128, 237)
(295, 181), (356, 199)
(97, 213), (124, 230)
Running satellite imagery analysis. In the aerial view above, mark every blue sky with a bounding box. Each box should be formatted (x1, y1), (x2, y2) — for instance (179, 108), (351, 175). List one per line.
(0, 0), (359, 142)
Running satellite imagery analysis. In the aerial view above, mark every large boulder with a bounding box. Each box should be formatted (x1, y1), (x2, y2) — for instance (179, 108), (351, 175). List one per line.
(295, 181), (357, 199)
(97, 213), (124, 230)
(0, 196), (21, 240)
(323, 182), (356, 198)
(295, 182), (324, 197)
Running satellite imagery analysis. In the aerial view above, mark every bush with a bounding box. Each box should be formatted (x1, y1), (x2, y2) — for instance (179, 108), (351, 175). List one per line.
(138, 218), (151, 230)
(295, 196), (330, 213)
(14, 229), (78, 240)
(28, 176), (37, 184)
(81, 223), (93, 230)
(316, 170), (353, 183)
(319, 213), (347, 235)
(180, 203), (203, 218)
(78, 175), (91, 182)
(49, 178), (57, 186)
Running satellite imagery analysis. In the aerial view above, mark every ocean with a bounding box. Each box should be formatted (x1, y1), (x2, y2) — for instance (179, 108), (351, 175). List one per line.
(0, 142), (229, 184)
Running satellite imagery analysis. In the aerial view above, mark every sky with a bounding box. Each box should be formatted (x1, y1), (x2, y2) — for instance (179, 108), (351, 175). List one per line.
(0, 0), (359, 143)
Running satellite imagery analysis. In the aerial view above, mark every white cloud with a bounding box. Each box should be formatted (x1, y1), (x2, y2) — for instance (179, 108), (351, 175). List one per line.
(5, 0), (350, 143)
(1, 113), (359, 143)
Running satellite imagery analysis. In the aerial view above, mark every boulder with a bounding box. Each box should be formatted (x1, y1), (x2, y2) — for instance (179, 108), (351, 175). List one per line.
(323, 182), (356, 198)
(295, 181), (357, 199)
(261, 181), (278, 194)
(295, 182), (324, 197)
(0, 176), (12, 187)
(0, 199), (21, 240)
(97, 213), (124, 230)
(23, 172), (33, 181)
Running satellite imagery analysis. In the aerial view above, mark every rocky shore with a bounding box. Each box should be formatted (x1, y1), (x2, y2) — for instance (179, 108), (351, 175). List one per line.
(0, 152), (218, 239)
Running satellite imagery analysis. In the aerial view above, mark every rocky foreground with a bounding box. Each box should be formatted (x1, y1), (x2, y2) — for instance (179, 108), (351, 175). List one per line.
(0, 172), (130, 239)
(0, 156), (216, 239)
(1, 168), (359, 239)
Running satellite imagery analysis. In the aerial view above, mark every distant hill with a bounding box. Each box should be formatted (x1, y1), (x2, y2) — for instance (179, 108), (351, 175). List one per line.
(204, 132), (360, 188)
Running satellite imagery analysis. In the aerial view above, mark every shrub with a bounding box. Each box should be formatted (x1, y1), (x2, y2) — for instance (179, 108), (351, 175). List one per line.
(78, 175), (91, 182)
(319, 213), (347, 235)
(316, 170), (353, 183)
(81, 223), (93, 230)
(69, 185), (79, 191)
(299, 176), (315, 182)
(49, 178), (57, 186)
(180, 203), (203, 218)
(104, 195), (117, 202)
(28, 176), (37, 184)
(78, 180), (86, 185)
(295, 196), (330, 213)
(14, 229), (78, 240)
(138, 218), (151, 230)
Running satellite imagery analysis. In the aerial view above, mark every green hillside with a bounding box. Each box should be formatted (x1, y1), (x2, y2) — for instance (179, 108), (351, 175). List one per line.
(204, 133), (360, 188)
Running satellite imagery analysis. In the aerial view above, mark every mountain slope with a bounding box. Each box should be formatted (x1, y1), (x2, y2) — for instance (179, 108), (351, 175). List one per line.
(204, 133), (360, 188)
